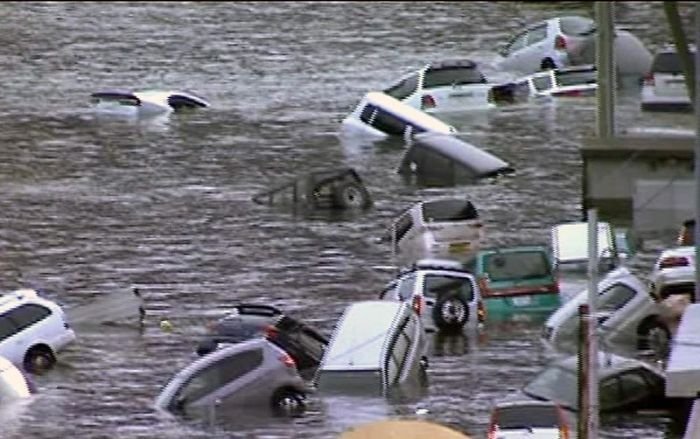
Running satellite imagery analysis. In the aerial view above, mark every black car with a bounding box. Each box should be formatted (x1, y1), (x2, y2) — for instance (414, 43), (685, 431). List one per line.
(195, 304), (328, 380)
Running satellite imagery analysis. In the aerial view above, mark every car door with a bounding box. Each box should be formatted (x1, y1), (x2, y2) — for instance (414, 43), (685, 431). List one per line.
(205, 347), (267, 408)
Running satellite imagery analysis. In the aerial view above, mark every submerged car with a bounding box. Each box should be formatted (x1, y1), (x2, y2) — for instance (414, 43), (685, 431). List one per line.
(496, 16), (597, 73)
(90, 89), (209, 116)
(382, 59), (495, 113)
(314, 301), (427, 398)
(521, 352), (688, 415)
(195, 304), (327, 380)
(641, 47), (694, 112)
(380, 258), (485, 333)
(387, 197), (484, 268)
(340, 91), (457, 140)
(542, 267), (669, 355)
(507, 64), (597, 100)
(472, 246), (560, 315)
(487, 399), (572, 439)
(155, 338), (307, 414)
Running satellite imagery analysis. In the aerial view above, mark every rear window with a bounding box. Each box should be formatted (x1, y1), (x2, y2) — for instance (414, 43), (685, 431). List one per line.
(533, 75), (554, 92)
(495, 404), (562, 429)
(423, 274), (473, 301)
(421, 199), (479, 222)
(383, 74), (420, 100)
(556, 69), (596, 87)
(652, 52), (695, 74)
(423, 67), (486, 88)
(559, 16), (595, 36)
(484, 251), (552, 282)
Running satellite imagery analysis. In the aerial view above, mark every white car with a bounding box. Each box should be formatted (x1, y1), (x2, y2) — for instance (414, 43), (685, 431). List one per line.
(0, 289), (76, 373)
(340, 91), (456, 140)
(382, 59), (495, 113)
(542, 267), (668, 355)
(649, 246), (696, 337)
(487, 400), (573, 439)
(507, 64), (597, 100)
(90, 89), (210, 116)
(387, 197), (484, 268)
(496, 16), (596, 74)
(0, 356), (32, 402)
(641, 48), (694, 112)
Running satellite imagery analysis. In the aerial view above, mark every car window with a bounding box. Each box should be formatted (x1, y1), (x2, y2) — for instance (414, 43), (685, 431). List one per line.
(523, 365), (578, 409)
(483, 251), (551, 282)
(504, 31), (528, 55)
(398, 273), (417, 301)
(371, 108), (407, 136)
(7, 304), (52, 332)
(651, 52), (694, 74)
(495, 405), (561, 429)
(359, 104), (376, 124)
(291, 327), (327, 361)
(383, 74), (420, 100)
(421, 199), (479, 222)
(173, 348), (263, 406)
(527, 24), (548, 45)
(598, 283), (636, 311)
(385, 316), (411, 385)
(533, 74), (554, 92)
(393, 211), (413, 243)
(556, 69), (596, 87)
(423, 274), (473, 301)
(618, 370), (653, 405)
(423, 67), (485, 88)
(0, 317), (17, 342)
(560, 17), (595, 36)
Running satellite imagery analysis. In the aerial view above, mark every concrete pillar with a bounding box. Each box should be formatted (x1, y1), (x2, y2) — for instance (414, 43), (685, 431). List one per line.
(595, 2), (615, 139)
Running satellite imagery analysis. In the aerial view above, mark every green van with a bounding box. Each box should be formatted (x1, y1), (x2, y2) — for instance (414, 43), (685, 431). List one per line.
(471, 246), (560, 315)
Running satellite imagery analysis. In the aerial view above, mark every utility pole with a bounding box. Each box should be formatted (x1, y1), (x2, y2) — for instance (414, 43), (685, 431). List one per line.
(695, 1), (700, 304)
(586, 209), (600, 438)
(595, 1), (615, 139)
(664, 1), (696, 102)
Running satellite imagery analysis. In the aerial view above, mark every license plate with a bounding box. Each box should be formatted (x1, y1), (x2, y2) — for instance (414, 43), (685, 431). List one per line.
(511, 296), (532, 306)
(449, 242), (471, 253)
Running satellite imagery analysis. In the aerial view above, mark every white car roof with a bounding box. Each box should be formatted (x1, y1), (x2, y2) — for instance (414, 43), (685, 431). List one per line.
(321, 301), (406, 370)
(0, 289), (57, 313)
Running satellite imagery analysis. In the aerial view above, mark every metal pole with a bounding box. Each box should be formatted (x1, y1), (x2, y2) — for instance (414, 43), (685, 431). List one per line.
(595, 1), (615, 139)
(665, 1), (696, 102)
(587, 208), (600, 438)
(577, 303), (590, 439)
(695, 1), (700, 304)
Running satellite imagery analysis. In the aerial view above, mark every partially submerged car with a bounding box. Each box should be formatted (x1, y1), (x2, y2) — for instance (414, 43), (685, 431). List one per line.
(314, 301), (427, 397)
(641, 47), (694, 112)
(155, 338), (308, 414)
(340, 91), (456, 140)
(472, 246), (561, 315)
(380, 258), (485, 333)
(382, 59), (495, 113)
(195, 304), (327, 380)
(650, 247), (697, 338)
(387, 197), (484, 268)
(506, 64), (597, 100)
(487, 399), (572, 439)
(0, 356), (32, 402)
(90, 89), (209, 116)
(496, 16), (597, 73)
(251, 168), (372, 211)
(542, 267), (669, 355)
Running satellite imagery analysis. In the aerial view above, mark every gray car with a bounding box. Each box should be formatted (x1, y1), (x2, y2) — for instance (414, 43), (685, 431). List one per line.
(155, 338), (308, 414)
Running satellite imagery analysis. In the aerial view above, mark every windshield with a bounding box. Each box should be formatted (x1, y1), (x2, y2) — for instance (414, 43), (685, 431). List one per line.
(424, 67), (486, 88)
(484, 251), (551, 282)
(523, 365), (578, 409)
(496, 405), (562, 429)
(423, 274), (473, 300)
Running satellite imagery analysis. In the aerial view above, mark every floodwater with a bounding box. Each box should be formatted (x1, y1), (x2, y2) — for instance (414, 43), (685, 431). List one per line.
(0, 2), (696, 438)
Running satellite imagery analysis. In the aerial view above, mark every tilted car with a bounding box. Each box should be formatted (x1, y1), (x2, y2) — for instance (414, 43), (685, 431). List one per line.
(380, 258), (485, 333)
(195, 304), (327, 380)
(641, 47), (694, 113)
(155, 338), (308, 414)
(487, 399), (572, 439)
(90, 89), (209, 116)
(0, 289), (76, 374)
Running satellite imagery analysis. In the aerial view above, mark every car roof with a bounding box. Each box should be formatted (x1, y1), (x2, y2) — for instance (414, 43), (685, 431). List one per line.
(0, 289), (56, 313)
(554, 352), (657, 376)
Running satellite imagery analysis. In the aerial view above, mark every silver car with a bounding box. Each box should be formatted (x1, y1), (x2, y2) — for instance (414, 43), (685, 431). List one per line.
(155, 338), (308, 414)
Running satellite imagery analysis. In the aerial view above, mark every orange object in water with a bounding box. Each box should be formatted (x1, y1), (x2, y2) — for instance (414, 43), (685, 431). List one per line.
(339, 419), (472, 439)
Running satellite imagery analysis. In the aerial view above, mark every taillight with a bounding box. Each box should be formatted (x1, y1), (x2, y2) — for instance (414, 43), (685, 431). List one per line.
(555, 35), (567, 50)
(412, 295), (424, 315)
(659, 256), (690, 269)
(477, 299), (486, 323)
(421, 94), (436, 110)
(643, 72), (655, 86)
(279, 353), (296, 368)
(264, 325), (279, 339)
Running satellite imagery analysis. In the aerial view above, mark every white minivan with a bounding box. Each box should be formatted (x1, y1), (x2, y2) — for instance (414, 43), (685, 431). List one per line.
(0, 289), (76, 373)
(314, 301), (427, 397)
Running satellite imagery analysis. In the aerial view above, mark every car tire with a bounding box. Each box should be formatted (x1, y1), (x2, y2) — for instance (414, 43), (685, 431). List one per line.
(271, 388), (306, 414)
(24, 345), (56, 374)
(332, 182), (370, 209)
(637, 320), (671, 357)
(540, 58), (557, 70)
(432, 294), (469, 332)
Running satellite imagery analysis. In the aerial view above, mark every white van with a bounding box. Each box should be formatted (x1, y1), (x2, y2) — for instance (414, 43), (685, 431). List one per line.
(388, 197), (484, 268)
(341, 91), (457, 140)
(314, 301), (427, 396)
(550, 221), (617, 272)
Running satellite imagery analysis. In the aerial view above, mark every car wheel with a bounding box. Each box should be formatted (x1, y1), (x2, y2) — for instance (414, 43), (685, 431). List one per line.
(540, 57), (557, 70)
(432, 294), (469, 332)
(271, 388), (306, 415)
(24, 346), (56, 374)
(637, 320), (671, 357)
(332, 182), (370, 209)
